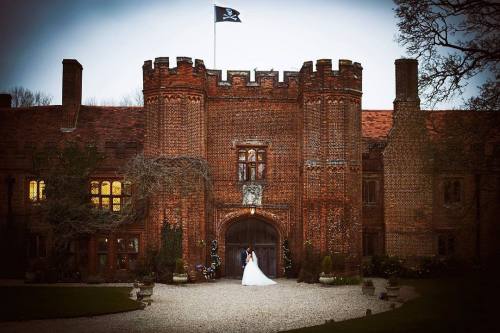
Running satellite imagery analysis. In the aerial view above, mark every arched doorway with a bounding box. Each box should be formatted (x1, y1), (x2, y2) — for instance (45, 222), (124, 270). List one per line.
(225, 218), (278, 278)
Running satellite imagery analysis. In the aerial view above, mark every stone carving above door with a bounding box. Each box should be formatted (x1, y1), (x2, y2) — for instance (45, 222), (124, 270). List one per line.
(242, 183), (262, 206)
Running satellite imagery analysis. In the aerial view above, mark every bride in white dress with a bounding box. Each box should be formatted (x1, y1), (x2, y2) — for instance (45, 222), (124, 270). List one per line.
(242, 250), (277, 286)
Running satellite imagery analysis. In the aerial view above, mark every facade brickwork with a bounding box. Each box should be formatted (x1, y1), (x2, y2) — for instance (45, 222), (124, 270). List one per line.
(0, 56), (498, 279)
(383, 60), (435, 257)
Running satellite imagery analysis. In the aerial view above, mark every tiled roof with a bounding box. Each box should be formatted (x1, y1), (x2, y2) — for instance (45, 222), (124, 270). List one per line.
(361, 110), (393, 140)
(0, 105), (144, 149)
(0, 106), (144, 170)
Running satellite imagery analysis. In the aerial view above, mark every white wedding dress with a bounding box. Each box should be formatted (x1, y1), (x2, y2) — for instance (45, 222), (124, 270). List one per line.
(241, 251), (277, 286)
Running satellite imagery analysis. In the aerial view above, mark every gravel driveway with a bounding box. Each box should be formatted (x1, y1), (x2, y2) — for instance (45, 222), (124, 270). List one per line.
(0, 278), (415, 333)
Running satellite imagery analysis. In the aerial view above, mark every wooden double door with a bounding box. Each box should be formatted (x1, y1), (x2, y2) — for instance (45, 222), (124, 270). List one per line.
(225, 218), (278, 278)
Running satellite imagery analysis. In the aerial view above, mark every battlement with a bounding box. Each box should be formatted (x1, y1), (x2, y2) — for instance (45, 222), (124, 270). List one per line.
(142, 57), (362, 98)
(299, 59), (362, 93)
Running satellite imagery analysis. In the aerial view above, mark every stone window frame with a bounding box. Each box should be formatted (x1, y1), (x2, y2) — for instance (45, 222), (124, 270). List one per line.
(362, 178), (378, 206)
(443, 177), (463, 207)
(236, 145), (267, 182)
(362, 231), (378, 256)
(90, 179), (131, 212)
(67, 238), (89, 272)
(116, 235), (140, 271)
(28, 179), (46, 203)
(96, 236), (109, 273)
(27, 233), (47, 259)
(437, 233), (455, 256)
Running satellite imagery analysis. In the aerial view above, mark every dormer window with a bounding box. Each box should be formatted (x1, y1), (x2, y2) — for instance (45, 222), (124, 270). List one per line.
(238, 147), (266, 181)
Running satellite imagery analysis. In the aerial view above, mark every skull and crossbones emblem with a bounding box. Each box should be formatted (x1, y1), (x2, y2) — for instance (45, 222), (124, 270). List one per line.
(223, 8), (238, 21)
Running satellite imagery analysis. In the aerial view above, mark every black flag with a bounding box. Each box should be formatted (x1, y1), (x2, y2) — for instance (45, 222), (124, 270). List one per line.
(214, 6), (242, 23)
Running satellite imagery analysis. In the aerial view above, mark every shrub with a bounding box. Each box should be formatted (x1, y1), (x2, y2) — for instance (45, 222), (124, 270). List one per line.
(156, 222), (182, 283)
(388, 275), (399, 287)
(327, 276), (361, 286)
(282, 239), (293, 278)
(321, 256), (333, 275)
(367, 255), (406, 278)
(297, 241), (320, 283)
(363, 279), (374, 287)
(175, 258), (186, 275)
(331, 253), (346, 271)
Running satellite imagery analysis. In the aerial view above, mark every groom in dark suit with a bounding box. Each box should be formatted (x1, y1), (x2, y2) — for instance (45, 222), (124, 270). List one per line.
(240, 246), (251, 271)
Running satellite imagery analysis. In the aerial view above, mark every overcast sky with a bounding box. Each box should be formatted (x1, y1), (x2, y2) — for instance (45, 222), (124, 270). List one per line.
(0, 0), (477, 109)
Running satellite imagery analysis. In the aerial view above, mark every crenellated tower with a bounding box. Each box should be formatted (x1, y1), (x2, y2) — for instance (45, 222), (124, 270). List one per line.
(299, 59), (363, 270)
(142, 57), (208, 269)
(141, 56), (364, 275)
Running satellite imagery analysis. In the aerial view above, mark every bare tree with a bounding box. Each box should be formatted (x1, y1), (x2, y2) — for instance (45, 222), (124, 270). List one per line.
(394, 0), (499, 110)
(86, 88), (143, 107)
(84, 97), (99, 106)
(7, 86), (52, 107)
(119, 87), (143, 107)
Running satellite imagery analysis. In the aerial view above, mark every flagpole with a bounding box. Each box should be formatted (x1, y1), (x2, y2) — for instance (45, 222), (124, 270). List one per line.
(213, 4), (216, 69)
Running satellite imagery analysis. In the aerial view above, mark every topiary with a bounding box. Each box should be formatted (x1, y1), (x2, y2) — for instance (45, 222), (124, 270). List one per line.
(321, 255), (333, 276)
(298, 241), (320, 283)
(175, 258), (186, 275)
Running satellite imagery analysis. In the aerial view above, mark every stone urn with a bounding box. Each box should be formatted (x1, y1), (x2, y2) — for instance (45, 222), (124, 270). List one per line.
(362, 279), (375, 296)
(173, 273), (188, 284)
(134, 276), (155, 305)
(386, 285), (400, 299)
(385, 276), (400, 299)
(135, 276), (155, 305)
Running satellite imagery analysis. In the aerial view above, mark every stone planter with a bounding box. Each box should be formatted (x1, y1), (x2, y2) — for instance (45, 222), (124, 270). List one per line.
(173, 273), (188, 284)
(386, 285), (400, 299)
(24, 272), (36, 283)
(136, 283), (154, 305)
(319, 276), (335, 285)
(362, 285), (376, 296)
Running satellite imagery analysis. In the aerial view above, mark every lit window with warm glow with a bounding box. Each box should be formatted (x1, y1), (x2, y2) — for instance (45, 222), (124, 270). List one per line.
(90, 180), (131, 212)
(29, 180), (46, 202)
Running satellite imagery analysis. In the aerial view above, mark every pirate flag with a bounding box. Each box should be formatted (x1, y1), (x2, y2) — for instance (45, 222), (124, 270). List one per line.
(214, 6), (242, 23)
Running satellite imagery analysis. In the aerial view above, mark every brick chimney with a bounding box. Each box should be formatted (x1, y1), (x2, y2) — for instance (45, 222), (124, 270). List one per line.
(395, 58), (418, 102)
(61, 59), (83, 131)
(0, 94), (12, 108)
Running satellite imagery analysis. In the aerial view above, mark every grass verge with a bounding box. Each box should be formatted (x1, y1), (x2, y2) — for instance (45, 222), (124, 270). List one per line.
(284, 272), (497, 333)
(0, 286), (142, 322)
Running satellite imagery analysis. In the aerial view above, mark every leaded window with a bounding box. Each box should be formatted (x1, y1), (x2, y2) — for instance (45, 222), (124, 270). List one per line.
(96, 237), (109, 273)
(28, 233), (46, 258)
(116, 236), (139, 270)
(29, 180), (46, 202)
(362, 179), (377, 205)
(438, 234), (455, 256)
(238, 147), (266, 181)
(90, 180), (131, 212)
(444, 179), (462, 205)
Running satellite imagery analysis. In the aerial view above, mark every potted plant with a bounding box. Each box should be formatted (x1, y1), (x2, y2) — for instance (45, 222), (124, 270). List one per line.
(173, 258), (188, 284)
(362, 279), (375, 296)
(135, 274), (155, 305)
(385, 275), (400, 299)
(319, 255), (334, 285)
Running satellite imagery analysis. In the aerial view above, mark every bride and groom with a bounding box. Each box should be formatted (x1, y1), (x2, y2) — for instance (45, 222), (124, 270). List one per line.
(240, 246), (277, 286)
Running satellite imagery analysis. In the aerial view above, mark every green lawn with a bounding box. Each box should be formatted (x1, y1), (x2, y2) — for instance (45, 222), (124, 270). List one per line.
(284, 272), (497, 333)
(0, 286), (142, 322)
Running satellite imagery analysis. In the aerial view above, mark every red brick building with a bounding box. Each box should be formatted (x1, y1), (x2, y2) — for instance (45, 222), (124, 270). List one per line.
(0, 57), (498, 279)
